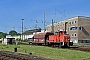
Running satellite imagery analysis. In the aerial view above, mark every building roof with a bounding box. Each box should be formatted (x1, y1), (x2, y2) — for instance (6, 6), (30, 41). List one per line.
(23, 28), (41, 35)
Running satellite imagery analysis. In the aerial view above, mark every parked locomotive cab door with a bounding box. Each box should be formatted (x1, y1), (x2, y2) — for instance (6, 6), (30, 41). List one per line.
(45, 35), (49, 45)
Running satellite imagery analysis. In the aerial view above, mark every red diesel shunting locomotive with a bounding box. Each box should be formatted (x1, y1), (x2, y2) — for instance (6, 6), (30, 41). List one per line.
(47, 30), (73, 47)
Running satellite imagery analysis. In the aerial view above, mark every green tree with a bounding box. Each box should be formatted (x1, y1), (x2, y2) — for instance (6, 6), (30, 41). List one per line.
(17, 33), (21, 35)
(0, 32), (7, 38)
(9, 30), (18, 36)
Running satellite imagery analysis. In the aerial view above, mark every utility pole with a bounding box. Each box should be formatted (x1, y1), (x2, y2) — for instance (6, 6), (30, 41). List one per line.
(44, 10), (46, 32)
(52, 19), (54, 33)
(21, 18), (24, 41)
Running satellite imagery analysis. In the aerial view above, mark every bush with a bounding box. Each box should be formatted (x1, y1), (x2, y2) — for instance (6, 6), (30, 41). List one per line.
(23, 39), (28, 42)
(16, 38), (21, 42)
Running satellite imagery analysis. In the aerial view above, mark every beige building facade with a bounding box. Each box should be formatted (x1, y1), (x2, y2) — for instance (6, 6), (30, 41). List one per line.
(46, 16), (90, 43)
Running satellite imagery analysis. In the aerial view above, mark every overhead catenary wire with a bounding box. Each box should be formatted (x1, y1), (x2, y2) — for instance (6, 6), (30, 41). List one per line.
(54, 8), (67, 22)
(55, 8), (63, 16)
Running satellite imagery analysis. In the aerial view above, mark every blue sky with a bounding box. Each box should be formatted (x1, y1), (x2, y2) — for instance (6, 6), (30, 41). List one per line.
(0, 0), (90, 33)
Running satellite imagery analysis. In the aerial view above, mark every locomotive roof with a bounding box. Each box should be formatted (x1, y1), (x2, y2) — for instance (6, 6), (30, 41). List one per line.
(34, 32), (54, 36)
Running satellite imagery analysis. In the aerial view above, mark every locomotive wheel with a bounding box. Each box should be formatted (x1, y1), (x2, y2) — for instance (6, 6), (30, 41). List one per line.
(58, 43), (61, 48)
(69, 42), (73, 46)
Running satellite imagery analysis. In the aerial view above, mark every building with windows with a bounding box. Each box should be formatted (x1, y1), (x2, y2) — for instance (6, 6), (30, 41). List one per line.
(46, 16), (90, 43)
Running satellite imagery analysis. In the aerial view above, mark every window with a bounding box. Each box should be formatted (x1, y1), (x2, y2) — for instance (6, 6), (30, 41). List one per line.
(71, 20), (76, 24)
(69, 22), (71, 25)
(60, 24), (64, 26)
(71, 33), (76, 37)
(72, 34), (74, 36)
(79, 26), (82, 30)
(73, 20), (76, 24)
(70, 27), (77, 30)
(78, 40), (90, 43)
(72, 21), (74, 24)
(75, 34), (76, 36)
(71, 34), (74, 37)
(74, 21), (76, 23)
(73, 40), (77, 43)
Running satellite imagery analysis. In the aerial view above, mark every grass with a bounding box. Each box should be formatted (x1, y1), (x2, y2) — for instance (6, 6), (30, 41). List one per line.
(0, 43), (90, 60)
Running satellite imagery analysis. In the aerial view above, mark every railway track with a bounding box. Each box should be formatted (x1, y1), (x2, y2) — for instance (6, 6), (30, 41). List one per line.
(50, 45), (90, 52)
(0, 51), (52, 60)
(68, 46), (90, 52)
